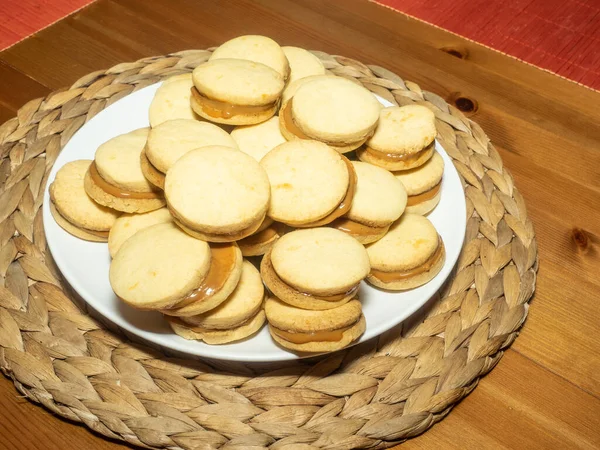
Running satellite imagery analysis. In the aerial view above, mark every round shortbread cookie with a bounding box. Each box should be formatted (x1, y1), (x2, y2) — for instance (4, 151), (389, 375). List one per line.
(346, 161), (407, 227)
(165, 146), (270, 237)
(282, 46), (325, 85)
(260, 140), (349, 225)
(367, 105), (436, 155)
(167, 310), (265, 345)
(210, 35), (289, 78)
(270, 228), (370, 296)
(230, 116), (286, 162)
(109, 222), (211, 310)
(290, 76), (380, 145)
(108, 207), (172, 257)
(146, 119), (238, 173)
(180, 261), (264, 329)
(149, 74), (199, 127)
(50, 160), (120, 234)
(192, 59), (284, 106)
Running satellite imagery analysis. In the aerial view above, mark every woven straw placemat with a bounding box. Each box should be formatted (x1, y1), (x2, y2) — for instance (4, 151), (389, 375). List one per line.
(0, 49), (537, 449)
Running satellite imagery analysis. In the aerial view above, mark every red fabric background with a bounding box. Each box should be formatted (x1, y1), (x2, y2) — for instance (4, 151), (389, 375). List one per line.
(1, 0), (598, 89)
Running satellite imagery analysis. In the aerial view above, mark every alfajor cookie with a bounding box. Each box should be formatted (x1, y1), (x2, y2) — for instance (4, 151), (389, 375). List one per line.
(166, 260), (265, 344)
(191, 59), (284, 125)
(366, 214), (445, 290)
(110, 222), (212, 310)
(108, 207), (172, 257)
(165, 146), (271, 242)
(358, 105), (437, 170)
(230, 116), (286, 161)
(394, 151), (444, 215)
(143, 119), (238, 188)
(149, 74), (199, 127)
(279, 76), (381, 153)
(261, 228), (370, 310)
(330, 161), (407, 244)
(85, 128), (165, 213)
(265, 296), (365, 352)
(237, 220), (288, 257)
(260, 140), (356, 227)
(281, 74), (333, 105)
(281, 46), (325, 85)
(210, 35), (289, 79)
(50, 160), (120, 242)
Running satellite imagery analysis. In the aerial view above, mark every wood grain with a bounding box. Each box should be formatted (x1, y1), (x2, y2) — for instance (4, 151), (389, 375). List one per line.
(0, 0), (598, 448)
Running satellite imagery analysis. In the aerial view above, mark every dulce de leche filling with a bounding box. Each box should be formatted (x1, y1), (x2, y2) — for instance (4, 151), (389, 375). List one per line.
(238, 224), (281, 247)
(330, 217), (389, 237)
(406, 180), (442, 206)
(89, 162), (163, 200)
(294, 156), (357, 228)
(191, 87), (276, 119)
(371, 237), (444, 282)
(167, 243), (238, 310)
(270, 321), (357, 344)
(363, 141), (434, 163)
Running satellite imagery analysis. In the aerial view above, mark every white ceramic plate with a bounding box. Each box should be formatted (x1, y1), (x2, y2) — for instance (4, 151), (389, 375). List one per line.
(43, 82), (466, 362)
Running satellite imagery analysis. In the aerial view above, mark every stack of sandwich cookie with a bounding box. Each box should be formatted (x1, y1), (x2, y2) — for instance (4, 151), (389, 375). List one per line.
(394, 151), (444, 215)
(358, 105), (437, 170)
(166, 261), (265, 344)
(165, 146), (271, 242)
(190, 59), (284, 125)
(50, 160), (120, 242)
(265, 297), (365, 352)
(85, 128), (165, 213)
(366, 214), (445, 290)
(279, 76), (381, 153)
(330, 161), (407, 244)
(142, 119), (238, 188)
(260, 140), (356, 227)
(261, 228), (370, 310)
(148, 74), (199, 127)
(108, 207), (172, 257)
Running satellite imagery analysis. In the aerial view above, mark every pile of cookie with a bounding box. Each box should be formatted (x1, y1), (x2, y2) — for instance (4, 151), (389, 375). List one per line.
(49, 35), (446, 353)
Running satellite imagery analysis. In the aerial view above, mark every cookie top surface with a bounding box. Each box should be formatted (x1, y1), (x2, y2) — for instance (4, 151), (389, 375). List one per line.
(282, 46), (325, 85)
(193, 261), (264, 327)
(291, 76), (381, 142)
(50, 160), (120, 230)
(193, 59), (284, 106)
(346, 161), (407, 226)
(109, 222), (211, 309)
(270, 228), (370, 294)
(165, 146), (271, 233)
(230, 116), (286, 161)
(265, 296), (362, 332)
(149, 74), (197, 127)
(260, 140), (349, 224)
(108, 207), (173, 257)
(394, 151), (444, 195)
(94, 128), (155, 192)
(281, 74), (333, 104)
(366, 213), (439, 271)
(209, 35), (289, 78)
(146, 119), (238, 173)
(367, 105), (437, 154)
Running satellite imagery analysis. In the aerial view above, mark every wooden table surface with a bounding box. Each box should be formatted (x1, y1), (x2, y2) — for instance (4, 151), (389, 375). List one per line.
(0, 0), (599, 448)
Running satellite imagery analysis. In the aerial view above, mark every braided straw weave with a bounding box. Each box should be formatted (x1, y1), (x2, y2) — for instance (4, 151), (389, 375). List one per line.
(0, 50), (537, 449)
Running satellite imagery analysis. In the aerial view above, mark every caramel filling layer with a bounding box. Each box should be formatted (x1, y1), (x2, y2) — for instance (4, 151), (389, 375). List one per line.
(330, 217), (389, 237)
(191, 87), (276, 119)
(267, 253), (359, 302)
(406, 181), (442, 206)
(363, 141), (434, 163)
(281, 100), (364, 147)
(169, 243), (238, 310)
(294, 156), (357, 228)
(270, 322), (356, 344)
(370, 237), (443, 282)
(89, 162), (163, 200)
(238, 224), (280, 247)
